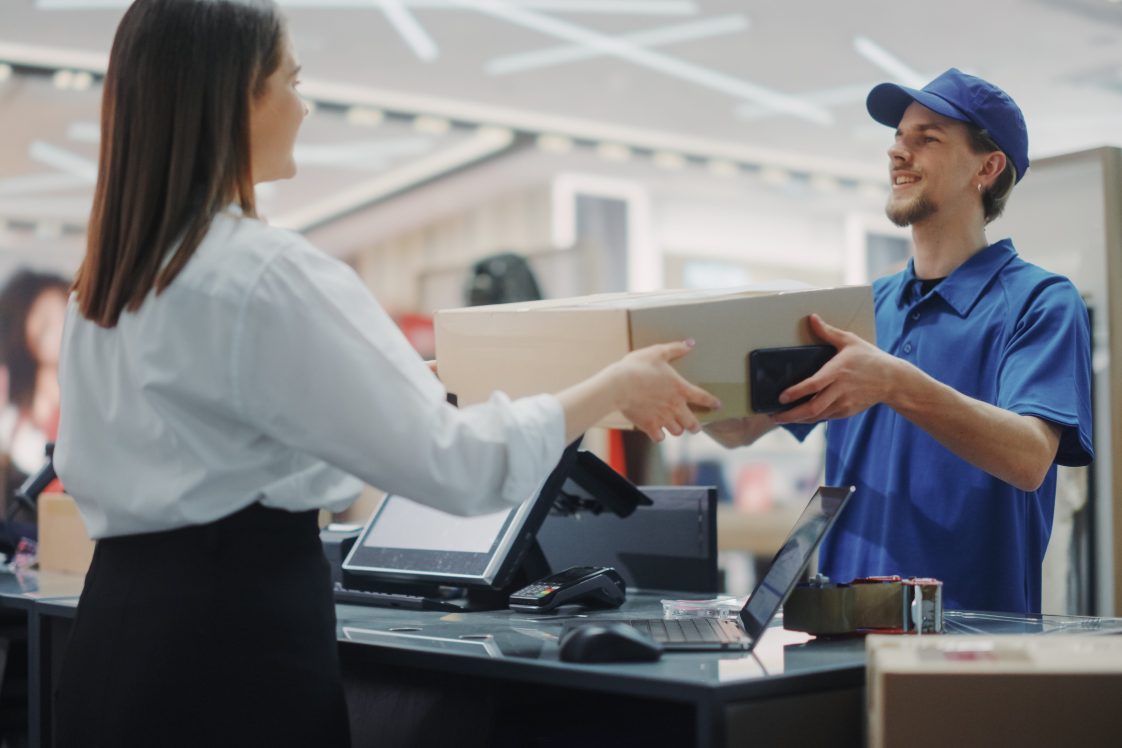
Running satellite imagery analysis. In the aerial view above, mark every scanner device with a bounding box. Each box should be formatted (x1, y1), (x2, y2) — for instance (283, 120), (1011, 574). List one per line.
(508, 566), (626, 612)
(558, 622), (663, 663)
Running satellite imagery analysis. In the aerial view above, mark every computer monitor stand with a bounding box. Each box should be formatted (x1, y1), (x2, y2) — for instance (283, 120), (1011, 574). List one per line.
(335, 447), (649, 613)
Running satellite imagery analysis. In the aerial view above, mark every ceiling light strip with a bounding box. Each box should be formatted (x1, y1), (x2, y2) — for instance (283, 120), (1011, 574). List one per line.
(303, 77), (881, 180)
(0, 172), (90, 197)
(271, 126), (515, 232)
(0, 38), (882, 183)
(460, 1), (833, 125)
(486, 14), (748, 76)
(852, 36), (925, 88)
(274, 0), (699, 14)
(28, 140), (98, 181)
(0, 41), (107, 73)
(30, 0), (698, 12)
(378, 0), (440, 61)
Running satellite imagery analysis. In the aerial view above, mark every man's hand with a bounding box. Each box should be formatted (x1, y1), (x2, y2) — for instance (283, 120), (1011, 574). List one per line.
(768, 314), (1062, 490)
(771, 314), (904, 425)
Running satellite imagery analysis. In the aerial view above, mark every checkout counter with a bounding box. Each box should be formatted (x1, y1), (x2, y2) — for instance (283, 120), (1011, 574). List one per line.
(4, 451), (1121, 746)
(4, 571), (1122, 747)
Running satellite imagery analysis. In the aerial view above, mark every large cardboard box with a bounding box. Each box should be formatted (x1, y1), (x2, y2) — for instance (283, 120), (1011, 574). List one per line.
(37, 492), (95, 575)
(867, 634), (1122, 748)
(435, 284), (875, 428)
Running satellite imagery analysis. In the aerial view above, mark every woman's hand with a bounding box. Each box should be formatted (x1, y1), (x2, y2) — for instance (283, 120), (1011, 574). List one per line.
(610, 340), (722, 441)
(557, 339), (720, 443)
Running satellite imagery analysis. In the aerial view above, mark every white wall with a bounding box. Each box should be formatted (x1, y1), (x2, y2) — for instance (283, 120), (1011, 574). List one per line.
(995, 149), (1115, 615)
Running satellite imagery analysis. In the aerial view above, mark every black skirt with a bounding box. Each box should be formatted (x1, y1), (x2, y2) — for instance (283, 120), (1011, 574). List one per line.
(55, 503), (350, 748)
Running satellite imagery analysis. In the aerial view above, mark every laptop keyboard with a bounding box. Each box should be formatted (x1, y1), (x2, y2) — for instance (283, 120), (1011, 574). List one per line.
(627, 617), (742, 644)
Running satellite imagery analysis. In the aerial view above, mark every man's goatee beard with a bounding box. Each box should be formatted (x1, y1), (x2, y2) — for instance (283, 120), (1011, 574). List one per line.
(886, 195), (937, 227)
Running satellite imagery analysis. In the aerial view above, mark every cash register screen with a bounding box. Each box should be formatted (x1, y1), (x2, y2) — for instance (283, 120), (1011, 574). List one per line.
(342, 494), (532, 587)
(343, 441), (578, 587)
(342, 442), (579, 588)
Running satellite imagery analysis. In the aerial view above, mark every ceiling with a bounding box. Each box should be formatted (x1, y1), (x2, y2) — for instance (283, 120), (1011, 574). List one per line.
(2, 0), (1122, 272)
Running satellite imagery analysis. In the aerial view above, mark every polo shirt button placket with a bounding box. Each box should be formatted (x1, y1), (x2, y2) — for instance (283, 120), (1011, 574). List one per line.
(903, 342), (913, 355)
(911, 311), (920, 321)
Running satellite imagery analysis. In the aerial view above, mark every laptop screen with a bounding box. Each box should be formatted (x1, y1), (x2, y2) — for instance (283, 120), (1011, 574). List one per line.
(739, 485), (854, 641)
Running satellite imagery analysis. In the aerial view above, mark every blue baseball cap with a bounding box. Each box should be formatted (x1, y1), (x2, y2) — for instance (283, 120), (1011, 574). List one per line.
(866, 68), (1029, 183)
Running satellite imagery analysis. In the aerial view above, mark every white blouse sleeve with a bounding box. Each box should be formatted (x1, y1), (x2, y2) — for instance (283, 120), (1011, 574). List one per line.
(230, 236), (566, 516)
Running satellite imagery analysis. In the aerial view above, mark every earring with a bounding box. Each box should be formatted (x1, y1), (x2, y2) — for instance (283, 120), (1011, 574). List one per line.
(977, 183), (983, 193)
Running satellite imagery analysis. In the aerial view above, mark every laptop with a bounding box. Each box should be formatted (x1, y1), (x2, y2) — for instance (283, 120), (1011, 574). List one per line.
(566, 485), (854, 652)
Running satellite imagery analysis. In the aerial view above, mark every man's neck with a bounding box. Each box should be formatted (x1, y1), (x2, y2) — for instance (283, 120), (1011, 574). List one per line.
(910, 210), (989, 279)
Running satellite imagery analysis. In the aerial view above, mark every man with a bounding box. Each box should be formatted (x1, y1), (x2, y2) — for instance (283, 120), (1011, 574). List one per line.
(708, 69), (1093, 614)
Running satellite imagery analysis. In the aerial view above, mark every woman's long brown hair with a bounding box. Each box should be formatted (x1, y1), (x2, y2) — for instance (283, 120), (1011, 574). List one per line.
(75, 0), (283, 327)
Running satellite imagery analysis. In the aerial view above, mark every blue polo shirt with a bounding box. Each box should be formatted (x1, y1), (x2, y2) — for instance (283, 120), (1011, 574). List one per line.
(790, 239), (1093, 614)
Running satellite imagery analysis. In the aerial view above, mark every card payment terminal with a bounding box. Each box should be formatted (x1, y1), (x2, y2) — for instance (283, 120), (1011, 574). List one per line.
(508, 566), (626, 612)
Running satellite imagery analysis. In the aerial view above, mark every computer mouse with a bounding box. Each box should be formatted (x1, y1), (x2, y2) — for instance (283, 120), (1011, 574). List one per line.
(558, 622), (663, 664)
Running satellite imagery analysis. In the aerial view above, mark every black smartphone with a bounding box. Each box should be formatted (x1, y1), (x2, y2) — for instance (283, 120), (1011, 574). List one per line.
(747, 345), (837, 414)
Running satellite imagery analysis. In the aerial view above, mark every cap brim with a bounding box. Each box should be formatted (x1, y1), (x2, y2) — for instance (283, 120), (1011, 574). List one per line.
(866, 83), (971, 128)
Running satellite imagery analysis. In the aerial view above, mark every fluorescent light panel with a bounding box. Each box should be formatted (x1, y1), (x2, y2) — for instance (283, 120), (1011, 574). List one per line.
(487, 14), (749, 76)
(36, 0), (698, 13)
(378, 0), (440, 61)
(28, 141), (97, 181)
(466, 2), (834, 125)
(852, 36), (926, 88)
(272, 125), (515, 231)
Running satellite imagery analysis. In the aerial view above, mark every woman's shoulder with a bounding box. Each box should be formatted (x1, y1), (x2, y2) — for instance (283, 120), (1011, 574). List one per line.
(207, 211), (313, 262)
(182, 212), (325, 297)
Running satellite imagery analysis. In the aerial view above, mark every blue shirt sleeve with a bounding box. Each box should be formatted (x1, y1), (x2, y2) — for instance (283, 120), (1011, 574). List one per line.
(996, 279), (1093, 467)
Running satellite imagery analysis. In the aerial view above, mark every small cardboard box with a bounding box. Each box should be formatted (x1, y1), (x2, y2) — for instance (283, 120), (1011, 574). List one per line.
(435, 284), (875, 428)
(37, 492), (95, 575)
(866, 634), (1122, 748)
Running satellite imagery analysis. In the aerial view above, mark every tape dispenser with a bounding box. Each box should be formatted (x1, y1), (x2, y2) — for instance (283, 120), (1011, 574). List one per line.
(783, 575), (943, 635)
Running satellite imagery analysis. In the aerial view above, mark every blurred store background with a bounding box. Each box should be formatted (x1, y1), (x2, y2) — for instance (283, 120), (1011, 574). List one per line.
(1, 0), (1120, 614)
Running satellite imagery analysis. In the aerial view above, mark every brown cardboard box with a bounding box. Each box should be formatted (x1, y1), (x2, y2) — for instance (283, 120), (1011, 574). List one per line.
(866, 634), (1122, 748)
(435, 284), (875, 428)
(37, 492), (95, 575)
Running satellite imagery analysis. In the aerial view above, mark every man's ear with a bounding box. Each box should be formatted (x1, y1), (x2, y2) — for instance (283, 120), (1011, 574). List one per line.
(978, 150), (1007, 188)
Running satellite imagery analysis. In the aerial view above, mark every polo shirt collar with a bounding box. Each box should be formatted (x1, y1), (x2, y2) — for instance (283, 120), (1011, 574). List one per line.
(895, 239), (1018, 317)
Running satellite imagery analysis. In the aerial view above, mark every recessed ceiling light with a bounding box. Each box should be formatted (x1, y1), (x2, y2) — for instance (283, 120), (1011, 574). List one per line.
(36, 221), (63, 240)
(345, 107), (384, 127)
(72, 71), (94, 91)
(52, 69), (74, 89)
(760, 166), (791, 186)
(536, 133), (573, 153)
(810, 174), (840, 193)
(596, 142), (631, 162)
(706, 159), (739, 178)
(653, 151), (686, 171)
(476, 125), (513, 141)
(413, 114), (451, 135)
(0, 64), (12, 83)
(303, 99), (317, 117)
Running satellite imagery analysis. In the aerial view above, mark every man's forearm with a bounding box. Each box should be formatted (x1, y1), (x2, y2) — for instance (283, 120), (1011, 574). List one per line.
(887, 362), (1061, 491)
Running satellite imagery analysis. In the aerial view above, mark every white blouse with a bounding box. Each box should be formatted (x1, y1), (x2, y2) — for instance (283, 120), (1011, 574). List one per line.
(55, 210), (565, 539)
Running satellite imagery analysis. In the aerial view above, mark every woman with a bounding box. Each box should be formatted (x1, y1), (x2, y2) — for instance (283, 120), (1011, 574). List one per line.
(0, 269), (68, 520)
(52, 1), (719, 745)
